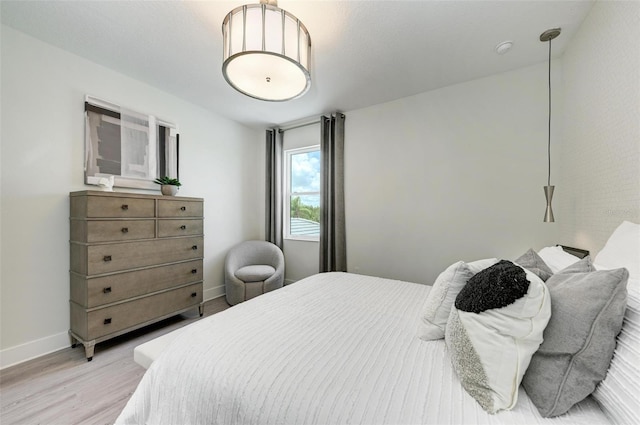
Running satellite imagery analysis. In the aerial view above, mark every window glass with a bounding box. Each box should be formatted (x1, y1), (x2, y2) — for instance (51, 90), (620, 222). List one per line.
(286, 147), (320, 240)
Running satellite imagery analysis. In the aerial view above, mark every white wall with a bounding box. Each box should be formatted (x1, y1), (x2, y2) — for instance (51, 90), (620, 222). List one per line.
(345, 64), (559, 285)
(0, 26), (263, 368)
(557, 0), (640, 254)
(343, 0), (640, 285)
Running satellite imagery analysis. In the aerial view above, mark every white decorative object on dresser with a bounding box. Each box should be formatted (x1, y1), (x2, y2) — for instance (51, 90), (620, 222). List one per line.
(69, 190), (204, 361)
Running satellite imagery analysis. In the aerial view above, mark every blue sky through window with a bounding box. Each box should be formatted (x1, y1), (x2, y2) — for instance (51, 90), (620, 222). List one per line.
(291, 150), (320, 207)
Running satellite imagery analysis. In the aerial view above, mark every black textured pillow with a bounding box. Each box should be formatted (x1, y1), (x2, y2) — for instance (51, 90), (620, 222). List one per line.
(455, 260), (529, 313)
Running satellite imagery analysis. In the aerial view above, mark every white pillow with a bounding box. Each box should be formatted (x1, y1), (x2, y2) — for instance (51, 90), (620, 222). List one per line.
(593, 289), (640, 425)
(417, 261), (474, 341)
(417, 259), (498, 341)
(538, 246), (581, 273)
(467, 258), (499, 274)
(594, 221), (640, 284)
(445, 261), (551, 413)
(591, 221), (640, 425)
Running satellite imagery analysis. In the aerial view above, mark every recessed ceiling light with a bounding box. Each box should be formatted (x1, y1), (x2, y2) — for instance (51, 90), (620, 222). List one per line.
(495, 41), (514, 55)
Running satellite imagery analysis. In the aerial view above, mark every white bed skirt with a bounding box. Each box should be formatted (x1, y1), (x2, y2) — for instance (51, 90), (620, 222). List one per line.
(116, 272), (610, 425)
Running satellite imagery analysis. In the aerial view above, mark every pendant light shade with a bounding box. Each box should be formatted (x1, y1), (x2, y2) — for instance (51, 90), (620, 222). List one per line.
(222, 1), (311, 101)
(544, 185), (555, 222)
(540, 28), (561, 223)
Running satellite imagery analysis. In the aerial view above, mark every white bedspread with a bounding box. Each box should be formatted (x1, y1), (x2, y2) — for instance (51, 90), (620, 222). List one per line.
(116, 272), (610, 425)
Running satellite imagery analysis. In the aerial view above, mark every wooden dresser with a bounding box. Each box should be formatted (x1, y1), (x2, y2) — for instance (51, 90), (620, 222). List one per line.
(69, 190), (204, 360)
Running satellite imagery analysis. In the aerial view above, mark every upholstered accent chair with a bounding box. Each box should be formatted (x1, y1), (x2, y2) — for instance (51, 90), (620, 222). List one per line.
(225, 240), (285, 306)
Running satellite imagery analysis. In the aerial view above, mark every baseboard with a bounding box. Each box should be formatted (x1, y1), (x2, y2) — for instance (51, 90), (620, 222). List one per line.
(1, 285), (227, 370)
(284, 278), (296, 285)
(0, 331), (70, 370)
(204, 284), (225, 301)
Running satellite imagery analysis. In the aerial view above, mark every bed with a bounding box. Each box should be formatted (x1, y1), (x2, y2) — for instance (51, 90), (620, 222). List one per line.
(115, 221), (639, 425)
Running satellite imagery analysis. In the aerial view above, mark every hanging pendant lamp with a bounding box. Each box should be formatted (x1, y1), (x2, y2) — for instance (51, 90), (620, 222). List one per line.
(222, 0), (311, 101)
(540, 28), (561, 222)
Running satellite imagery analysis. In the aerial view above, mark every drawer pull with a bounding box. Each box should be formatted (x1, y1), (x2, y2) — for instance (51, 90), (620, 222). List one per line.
(121, 204), (129, 211)
(191, 292), (197, 298)
(104, 318), (112, 325)
(121, 227), (129, 233)
(103, 287), (112, 294)
(180, 225), (187, 230)
(103, 255), (112, 262)
(180, 206), (186, 211)
(192, 245), (198, 250)
(191, 269), (198, 274)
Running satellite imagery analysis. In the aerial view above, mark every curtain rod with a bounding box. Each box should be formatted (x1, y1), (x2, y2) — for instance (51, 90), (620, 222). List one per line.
(278, 119), (321, 132)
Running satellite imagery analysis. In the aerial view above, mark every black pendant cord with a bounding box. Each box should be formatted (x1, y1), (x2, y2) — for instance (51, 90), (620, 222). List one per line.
(547, 38), (552, 187)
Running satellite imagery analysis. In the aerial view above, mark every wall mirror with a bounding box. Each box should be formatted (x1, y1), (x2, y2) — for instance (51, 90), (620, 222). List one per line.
(84, 95), (179, 190)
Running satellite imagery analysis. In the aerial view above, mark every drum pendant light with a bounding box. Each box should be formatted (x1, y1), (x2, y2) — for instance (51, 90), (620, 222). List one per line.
(222, 0), (311, 101)
(540, 28), (561, 222)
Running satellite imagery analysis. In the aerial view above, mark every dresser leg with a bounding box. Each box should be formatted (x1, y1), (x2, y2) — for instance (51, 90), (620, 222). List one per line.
(199, 303), (204, 317)
(83, 340), (96, 361)
(69, 332), (78, 348)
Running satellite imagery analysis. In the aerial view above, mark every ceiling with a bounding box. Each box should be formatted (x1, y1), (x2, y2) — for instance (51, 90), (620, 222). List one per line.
(1, 0), (595, 129)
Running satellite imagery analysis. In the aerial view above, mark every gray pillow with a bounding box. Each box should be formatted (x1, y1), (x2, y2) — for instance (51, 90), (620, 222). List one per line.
(522, 256), (628, 417)
(515, 248), (553, 281)
(558, 256), (595, 273)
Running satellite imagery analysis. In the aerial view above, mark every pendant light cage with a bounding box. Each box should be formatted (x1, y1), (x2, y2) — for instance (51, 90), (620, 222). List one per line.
(222, 2), (311, 101)
(540, 28), (561, 223)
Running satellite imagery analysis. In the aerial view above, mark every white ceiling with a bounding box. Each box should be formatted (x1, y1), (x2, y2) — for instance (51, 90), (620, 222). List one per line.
(1, 0), (595, 129)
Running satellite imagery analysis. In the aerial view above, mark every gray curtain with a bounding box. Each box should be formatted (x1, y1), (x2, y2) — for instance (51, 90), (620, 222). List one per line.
(265, 129), (283, 249)
(320, 113), (347, 272)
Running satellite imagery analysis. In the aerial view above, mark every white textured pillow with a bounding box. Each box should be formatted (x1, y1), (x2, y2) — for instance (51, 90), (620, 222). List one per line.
(538, 246), (581, 273)
(445, 261), (551, 413)
(417, 258), (498, 341)
(591, 221), (640, 425)
(593, 289), (640, 425)
(417, 261), (474, 341)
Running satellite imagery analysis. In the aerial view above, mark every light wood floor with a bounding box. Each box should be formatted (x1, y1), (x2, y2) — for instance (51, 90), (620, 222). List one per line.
(0, 297), (230, 425)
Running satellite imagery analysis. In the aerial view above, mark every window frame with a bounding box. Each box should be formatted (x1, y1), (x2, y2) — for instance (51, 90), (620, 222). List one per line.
(284, 145), (321, 242)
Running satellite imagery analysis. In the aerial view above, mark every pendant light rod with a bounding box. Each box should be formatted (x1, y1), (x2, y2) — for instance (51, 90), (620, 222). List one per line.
(540, 28), (560, 186)
(547, 35), (552, 186)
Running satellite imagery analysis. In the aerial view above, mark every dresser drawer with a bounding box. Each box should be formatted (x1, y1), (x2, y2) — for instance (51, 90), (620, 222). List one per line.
(158, 199), (203, 218)
(71, 259), (203, 307)
(71, 195), (155, 218)
(71, 283), (203, 340)
(70, 219), (155, 242)
(70, 236), (203, 275)
(158, 219), (203, 238)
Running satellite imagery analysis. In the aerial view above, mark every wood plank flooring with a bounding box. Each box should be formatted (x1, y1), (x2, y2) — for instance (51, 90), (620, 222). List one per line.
(0, 297), (230, 425)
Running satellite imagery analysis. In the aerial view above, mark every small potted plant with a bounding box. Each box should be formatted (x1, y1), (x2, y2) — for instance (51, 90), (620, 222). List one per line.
(154, 176), (181, 196)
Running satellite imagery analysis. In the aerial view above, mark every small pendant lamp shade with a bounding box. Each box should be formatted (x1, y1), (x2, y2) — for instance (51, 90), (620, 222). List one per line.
(222, 1), (311, 101)
(544, 185), (555, 222)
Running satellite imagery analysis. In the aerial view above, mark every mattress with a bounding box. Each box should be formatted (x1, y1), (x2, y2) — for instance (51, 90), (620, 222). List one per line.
(115, 272), (610, 424)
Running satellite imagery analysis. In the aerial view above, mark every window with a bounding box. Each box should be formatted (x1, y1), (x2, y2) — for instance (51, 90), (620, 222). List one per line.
(285, 146), (320, 240)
